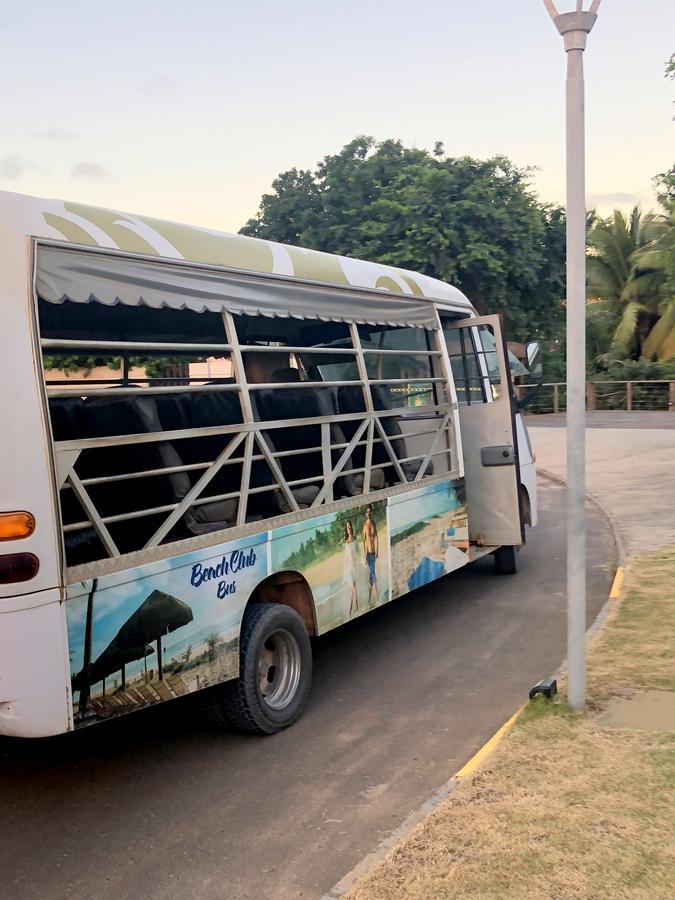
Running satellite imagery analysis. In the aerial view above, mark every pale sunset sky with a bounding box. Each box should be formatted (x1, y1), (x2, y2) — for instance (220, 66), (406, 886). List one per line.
(1, 0), (673, 233)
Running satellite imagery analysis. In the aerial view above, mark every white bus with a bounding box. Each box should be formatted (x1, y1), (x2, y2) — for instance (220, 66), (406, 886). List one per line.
(0, 190), (538, 738)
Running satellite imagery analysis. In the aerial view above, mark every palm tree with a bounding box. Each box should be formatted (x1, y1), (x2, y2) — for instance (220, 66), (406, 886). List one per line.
(587, 207), (664, 359)
(632, 206), (675, 361)
(206, 633), (219, 662)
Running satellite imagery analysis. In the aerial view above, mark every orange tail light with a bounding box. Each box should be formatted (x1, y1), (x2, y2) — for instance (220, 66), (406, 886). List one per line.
(0, 511), (36, 541)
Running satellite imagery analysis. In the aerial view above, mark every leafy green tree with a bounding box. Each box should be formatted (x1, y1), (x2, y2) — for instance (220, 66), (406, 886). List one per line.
(206, 634), (219, 662)
(654, 53), (675, 207)
(242, 137), (566, 345)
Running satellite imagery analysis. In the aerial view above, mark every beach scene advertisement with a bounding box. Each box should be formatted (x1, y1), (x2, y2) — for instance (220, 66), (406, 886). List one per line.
(65, 532), (269, 725)
(389, 480), (469, 599)
(270, 500), (390, 633)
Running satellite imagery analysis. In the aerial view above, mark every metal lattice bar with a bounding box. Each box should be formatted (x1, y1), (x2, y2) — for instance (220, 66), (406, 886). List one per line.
(143, 431), (246, 548)
(46, 291), (459, 563)
(52, 404), (446, 452)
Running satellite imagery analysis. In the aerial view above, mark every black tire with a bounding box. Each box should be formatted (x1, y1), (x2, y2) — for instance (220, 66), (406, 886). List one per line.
(494, 545), (518, 575)
(207, 603), (312, 735)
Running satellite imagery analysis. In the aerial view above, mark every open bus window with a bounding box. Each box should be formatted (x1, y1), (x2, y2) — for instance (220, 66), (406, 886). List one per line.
(358, 323), (444, 410)
(442, 322), (488, 406)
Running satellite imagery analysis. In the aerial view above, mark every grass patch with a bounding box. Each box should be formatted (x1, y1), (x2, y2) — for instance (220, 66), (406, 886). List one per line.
(346, 547), (675, 900)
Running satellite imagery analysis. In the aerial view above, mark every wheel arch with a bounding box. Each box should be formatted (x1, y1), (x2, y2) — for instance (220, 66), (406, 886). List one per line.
(519, 482), (532, 528)
(246, 570), (318, 637)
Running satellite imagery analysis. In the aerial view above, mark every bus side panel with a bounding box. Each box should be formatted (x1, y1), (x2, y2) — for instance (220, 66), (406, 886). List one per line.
(0, 589), (71, 738)
(268, 499), (390, 634)
(64, 476), (469, 730)
(515, 413), (538, 528)
(389, 479), (469, 599)
(268, 477), (469, 634)
(0, 235), (63, 599)
(65, 533), (269, 728)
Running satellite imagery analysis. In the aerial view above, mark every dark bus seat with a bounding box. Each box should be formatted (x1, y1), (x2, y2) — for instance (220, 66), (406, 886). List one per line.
(72, 395), (193, 552)
(48, 397), (103, 565)
(154, 385), (275, 526)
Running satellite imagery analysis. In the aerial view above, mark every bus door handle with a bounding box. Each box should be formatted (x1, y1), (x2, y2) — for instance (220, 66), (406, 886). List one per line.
(480, 445), (515, 466)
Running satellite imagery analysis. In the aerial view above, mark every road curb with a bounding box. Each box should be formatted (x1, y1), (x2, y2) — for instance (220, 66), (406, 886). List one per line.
(323, 471), (623, 899)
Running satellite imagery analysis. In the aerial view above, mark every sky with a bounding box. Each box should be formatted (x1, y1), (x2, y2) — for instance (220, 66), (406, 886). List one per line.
(1, 0), (673, 234)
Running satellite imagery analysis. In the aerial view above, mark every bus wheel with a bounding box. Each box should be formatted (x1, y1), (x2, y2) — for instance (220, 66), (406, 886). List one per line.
(494, 545), (518, 575)
(212, 603), (312, 735)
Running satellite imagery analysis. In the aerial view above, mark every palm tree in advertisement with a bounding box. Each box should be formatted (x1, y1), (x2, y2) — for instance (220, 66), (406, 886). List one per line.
(76, 577), (97, 721)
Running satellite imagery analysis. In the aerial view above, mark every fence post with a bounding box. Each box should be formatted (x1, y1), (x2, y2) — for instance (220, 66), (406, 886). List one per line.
(626, 381), (633, 411)
(553, 383), (560, 414)
(586, 382), (596, 410)
(669, 381), (675, 411)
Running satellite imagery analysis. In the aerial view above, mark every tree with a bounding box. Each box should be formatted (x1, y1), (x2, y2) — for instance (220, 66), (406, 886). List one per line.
(633, 206), (675, 360)
(241, 137), (566, 344)
(206, 634), (219, 662)
(586, 208), (665, 359)
(654, 53), (675, 207)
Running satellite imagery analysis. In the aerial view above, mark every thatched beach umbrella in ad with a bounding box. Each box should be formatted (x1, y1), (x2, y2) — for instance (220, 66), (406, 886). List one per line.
(73, 641), (154, 694)
(115, 590), (194, 681)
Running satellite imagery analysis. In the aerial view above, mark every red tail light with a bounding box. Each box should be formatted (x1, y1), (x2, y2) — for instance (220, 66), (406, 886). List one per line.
(0, 553), (40, 584)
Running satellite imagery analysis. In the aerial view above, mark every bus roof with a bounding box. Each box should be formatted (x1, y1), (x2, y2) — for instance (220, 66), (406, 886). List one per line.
(0, 190), (473, 314)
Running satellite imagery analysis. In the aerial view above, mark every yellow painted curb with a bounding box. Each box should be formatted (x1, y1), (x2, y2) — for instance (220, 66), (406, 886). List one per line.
(454, 568), (625, 783)
(454, 705), (525, 779)
(609, 566), (624, 599)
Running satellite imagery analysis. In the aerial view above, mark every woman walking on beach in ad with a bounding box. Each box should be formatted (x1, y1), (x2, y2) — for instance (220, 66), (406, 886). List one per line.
(343, 521), (359, 615)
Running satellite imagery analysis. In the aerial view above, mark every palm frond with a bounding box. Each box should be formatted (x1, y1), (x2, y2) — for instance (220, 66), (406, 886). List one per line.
(641, 299), (675, 360)
(609, 301), (644, 356)
(620, 270), (664, 305)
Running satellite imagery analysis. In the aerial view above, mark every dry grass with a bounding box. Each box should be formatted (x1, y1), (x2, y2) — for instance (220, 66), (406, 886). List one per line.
(345, 547), (675, 900)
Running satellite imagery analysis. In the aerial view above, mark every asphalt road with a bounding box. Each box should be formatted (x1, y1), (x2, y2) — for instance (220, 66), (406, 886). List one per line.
(0, 479), (615, 900)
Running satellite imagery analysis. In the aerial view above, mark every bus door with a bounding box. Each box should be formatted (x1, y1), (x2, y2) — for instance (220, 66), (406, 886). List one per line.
(442, 315), (523, 547)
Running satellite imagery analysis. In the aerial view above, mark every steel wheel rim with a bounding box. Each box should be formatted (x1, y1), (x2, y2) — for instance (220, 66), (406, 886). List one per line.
(256, 628), (302, 711)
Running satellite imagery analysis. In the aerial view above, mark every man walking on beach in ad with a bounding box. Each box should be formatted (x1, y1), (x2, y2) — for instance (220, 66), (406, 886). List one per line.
(363, 506), (379, 607)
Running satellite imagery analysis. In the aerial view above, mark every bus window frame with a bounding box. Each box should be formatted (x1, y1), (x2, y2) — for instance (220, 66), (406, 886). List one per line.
(31, 241), (463, 583)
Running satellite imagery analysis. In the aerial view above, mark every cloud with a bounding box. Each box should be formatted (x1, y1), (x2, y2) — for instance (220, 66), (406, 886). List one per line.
(35, 127), (77, 142)
(141, 76), (179, 97)
(0, 153), (45, 180)
(587, 191), (641, 205)
(71, 162), (111, 181)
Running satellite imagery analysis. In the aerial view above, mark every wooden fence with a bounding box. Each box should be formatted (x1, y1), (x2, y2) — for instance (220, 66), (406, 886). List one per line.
(516, 381), (675, 414)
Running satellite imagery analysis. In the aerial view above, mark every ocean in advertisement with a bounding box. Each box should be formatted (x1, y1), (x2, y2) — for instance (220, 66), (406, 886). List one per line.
(389, 480), (468, 598)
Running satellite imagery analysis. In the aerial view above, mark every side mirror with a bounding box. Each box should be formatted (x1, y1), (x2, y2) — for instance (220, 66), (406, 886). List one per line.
(525, 341), (543, 383)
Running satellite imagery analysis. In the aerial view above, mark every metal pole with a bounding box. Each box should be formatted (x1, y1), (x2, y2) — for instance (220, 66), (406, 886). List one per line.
(544, 3), (599, 710)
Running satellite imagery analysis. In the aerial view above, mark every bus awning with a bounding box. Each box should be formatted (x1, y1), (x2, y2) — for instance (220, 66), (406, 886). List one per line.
(36, 245), (440, 329)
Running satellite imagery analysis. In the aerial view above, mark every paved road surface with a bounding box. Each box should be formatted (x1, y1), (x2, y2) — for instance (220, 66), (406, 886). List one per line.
(530, 420), (675, 557)
(0, 480), (614, 900)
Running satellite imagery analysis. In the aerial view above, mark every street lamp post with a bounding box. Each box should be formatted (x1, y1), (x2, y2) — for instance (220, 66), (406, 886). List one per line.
(543, 1), (601, 711)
